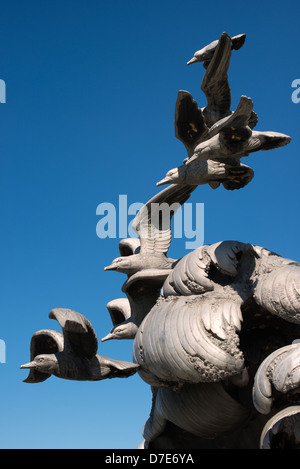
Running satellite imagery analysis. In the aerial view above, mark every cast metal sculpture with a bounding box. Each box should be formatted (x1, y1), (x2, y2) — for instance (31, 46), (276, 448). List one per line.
(21, 32), (300, 449)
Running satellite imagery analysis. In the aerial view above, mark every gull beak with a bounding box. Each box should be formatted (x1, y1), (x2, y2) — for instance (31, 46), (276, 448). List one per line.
(156, 177), (171, 187)
(104, 264), (117, 271)
(187, 57), (198, 65)
(20, 361), (36, 369)
(101, 333), (114, 342)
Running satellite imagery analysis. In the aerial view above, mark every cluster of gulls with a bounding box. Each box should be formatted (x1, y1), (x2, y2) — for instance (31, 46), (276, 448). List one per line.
(157, 32), (290, 190)
(21, 32), (291, 384)
(101, 32), (291, 341)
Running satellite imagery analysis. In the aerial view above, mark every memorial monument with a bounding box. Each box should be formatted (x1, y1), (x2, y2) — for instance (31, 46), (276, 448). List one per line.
(21, 32), (300, 449)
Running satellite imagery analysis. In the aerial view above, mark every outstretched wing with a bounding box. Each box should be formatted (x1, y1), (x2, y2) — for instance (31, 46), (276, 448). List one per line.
(132, 184), (196, 256)
(122, 269), (171, 327)
(100, 355), (140, 378)
(106, 298), (131, 327)
(222, 164), (254, 191)
(23, 329), (64, 383)
(247, 131), (292, 153)
(49, 308), (98, 359)
(118, 238), (140, 257)
(208, 95), (253, 156)
(201, 32), (232, 118)
(175, 90), (209, 156)
(208, 95), (253, 138)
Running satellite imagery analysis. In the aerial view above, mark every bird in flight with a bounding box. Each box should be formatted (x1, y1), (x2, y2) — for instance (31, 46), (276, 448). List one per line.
(20, 308), (139, 382)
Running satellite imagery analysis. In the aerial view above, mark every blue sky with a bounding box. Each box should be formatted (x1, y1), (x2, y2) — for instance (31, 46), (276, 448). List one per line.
(0, 0), (299, 449)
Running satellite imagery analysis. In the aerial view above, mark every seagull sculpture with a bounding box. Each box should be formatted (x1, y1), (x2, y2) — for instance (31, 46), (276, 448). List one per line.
(186, 96), (291, 166)
(20, 308), (139, 382)
(102, 238), (172, 342)
(191, 32), (256, 129)
(187, 33), (246, 66)
(101, 268), (169, 341)
(102, 234), (179, 342)
(102, 184), (197, 341)
(102, 297), (136, 341)
(156, 34), (261, 190)
(157, 95), (291, 188)
(104, 184), (196, 275)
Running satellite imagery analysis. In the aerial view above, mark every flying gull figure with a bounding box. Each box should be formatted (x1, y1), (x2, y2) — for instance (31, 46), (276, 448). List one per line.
(101, 297), (135, 342)
(156, 33), (260, 190)
(20, 308), (139, 382)
(186, 95), (291, 165)
(187, 33), (246, 67)
(104, 184), (196, 275)
(188, 32), (257, 129)
(157, 95), (291, 188)
(101, 267), (168, 341)
(102, 184), (197, 340)
(102, 240), (175, 342)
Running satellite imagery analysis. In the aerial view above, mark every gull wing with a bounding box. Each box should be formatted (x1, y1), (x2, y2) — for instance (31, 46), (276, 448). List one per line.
(208, 95), (253, 138)
(132, 184), (196, 256)
(118, 238), (140, 257)
(49, 308), (98, 359)
(22, 329), (64, 383)
(122, 269), (172, 327)
(175, 90), (209, 156)
(106, 298), (131, 327)
(247, 131), (292, 153)
(100, 355), (140, 377)
(201, 32), (232, 117)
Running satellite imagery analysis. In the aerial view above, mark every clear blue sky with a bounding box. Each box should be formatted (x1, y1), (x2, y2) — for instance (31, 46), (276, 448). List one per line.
(0, 0), (299, 449)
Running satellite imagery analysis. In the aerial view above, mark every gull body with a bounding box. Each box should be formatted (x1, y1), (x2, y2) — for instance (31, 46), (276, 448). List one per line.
(157, 160), (254, 190)
(20, 351), (133, 381)
(20, 308), (139, 382)
(104, 252), (176, 275)
(102, 298), (136, 342)
(162, 93), (290, 190)
(186, 129), (291, 165)
(104, 184), (196, 276)
(102, 319), (139, 342)
(187, 33), (246, 65)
